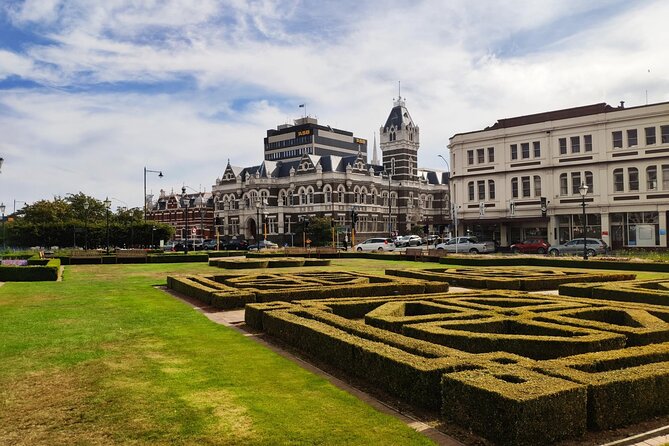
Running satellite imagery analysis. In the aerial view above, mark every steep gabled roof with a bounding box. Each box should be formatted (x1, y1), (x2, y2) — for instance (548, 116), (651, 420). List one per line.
(383, 101), (416, 131)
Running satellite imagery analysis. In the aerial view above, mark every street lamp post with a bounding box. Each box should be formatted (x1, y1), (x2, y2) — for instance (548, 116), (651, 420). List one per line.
(385, 171), (392, 238)
(0, 202), (6, 251)
(438, 154), (452, 239)
(143, 167), (163, 220)
(255, 198), (260, 243)
(579, 183), (589, 260)
(182, 186), (189, 254)
(103, 197), (111, 254)
(83, 201), (90, 250)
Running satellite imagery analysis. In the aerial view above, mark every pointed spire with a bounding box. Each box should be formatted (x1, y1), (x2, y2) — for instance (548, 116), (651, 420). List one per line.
(372, 132), (379, 165)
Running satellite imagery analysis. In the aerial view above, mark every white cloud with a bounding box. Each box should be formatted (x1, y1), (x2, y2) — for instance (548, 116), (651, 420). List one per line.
(1, 0), (667, 208)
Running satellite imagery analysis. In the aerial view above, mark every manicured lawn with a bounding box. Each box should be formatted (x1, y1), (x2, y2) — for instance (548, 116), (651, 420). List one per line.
(0, 261), (435, 445)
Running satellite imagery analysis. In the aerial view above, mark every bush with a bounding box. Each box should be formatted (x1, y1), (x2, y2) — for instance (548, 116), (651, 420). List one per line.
(303, 258), (331, 267)
(438, 255), (669, 272)
(167, 271), (449, 310)
(0, 258), (60, 281)
(387, 268), (636, 291)
(243, 289), (669, 444)
(442, 365), (587, 446)
(148, 253), (208, 263)
(539, 342), (669, 429)
(211, 258), (270, 269)
(267, 258), (306, 268)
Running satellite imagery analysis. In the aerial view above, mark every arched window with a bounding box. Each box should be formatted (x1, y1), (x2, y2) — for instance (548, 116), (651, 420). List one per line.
(382, 191), (389, 207)
(306, 186), (314, 204)
(354, 186), (361, 204)
(298, 187), (307, 205)
(585, 171), (594, 194)
(390, 192), (397, 207)
(278, 190), (286, 206)
(323, 185), (332, 203)
(337, 185), (346, 203)
(360, 187), (368, 204)
(647, 166), (658, 190)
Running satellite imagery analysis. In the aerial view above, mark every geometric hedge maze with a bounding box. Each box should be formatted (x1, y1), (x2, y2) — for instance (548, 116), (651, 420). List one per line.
(244, 289), (669, 445)
(168, 269), (668, 445)
(386, 267), (636, 291)
(166, 270), (450, 310)
(561, 277), (669, 306)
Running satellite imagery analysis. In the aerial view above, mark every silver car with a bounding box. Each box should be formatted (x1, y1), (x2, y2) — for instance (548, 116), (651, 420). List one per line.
(548, 238), (608, 257)
(354, 237), (396, 252)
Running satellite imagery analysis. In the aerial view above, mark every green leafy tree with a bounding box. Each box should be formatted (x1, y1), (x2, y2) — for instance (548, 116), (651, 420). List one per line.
(5, 193), (174, 249)
(302, 216), (336, 247)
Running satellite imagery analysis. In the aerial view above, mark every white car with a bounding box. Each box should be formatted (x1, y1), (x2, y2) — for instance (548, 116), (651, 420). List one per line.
(353, 237), (396, 252)
(395, 235), (423, 247)
(435, 237), (495, 254)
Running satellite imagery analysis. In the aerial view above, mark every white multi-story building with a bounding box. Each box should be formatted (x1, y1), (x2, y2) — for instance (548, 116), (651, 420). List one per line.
(448, 101), (669, 249)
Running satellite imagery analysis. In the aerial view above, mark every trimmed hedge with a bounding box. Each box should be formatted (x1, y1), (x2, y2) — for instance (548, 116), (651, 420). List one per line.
(438, 255), (669, 272)
(442, 365), (587, 446)
(261, 308), (470, 410)
(303, 258), (331, 267)
(403, 316), (626, 360)
(0, 258), (60, 281)
(210, 258), (270, 269)
(387, 267), (636, 291)
(241, 290), (669, 444)
(167, 271), (449, 310)
(539, 342), (669, 429)
(148, 253), (209, 263)
(559, 279), (669, 306)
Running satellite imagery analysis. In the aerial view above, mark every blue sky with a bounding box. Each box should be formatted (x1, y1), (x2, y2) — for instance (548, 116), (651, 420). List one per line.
(0, 0), (667, 211)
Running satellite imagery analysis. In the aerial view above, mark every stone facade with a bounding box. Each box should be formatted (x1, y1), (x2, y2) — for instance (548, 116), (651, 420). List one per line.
(449, 101), (669, 249)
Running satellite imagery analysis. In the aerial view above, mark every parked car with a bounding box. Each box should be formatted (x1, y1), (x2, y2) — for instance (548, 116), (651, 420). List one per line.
(395, 235), (423, 247)
(162, 241), (177, 252)
(435, 237), (495, 254)
(424, 235), (442, 246)
(510, 239), (551, 254)
(353, 237), (396, 252)
(223, 239), (249, 250)
(202, 239), (219, 250)
(247, 240), (279, 251)
(548, 238), (608, 257)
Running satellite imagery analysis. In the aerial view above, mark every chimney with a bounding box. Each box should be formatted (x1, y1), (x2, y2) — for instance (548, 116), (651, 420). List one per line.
(619, 101), (625, 108)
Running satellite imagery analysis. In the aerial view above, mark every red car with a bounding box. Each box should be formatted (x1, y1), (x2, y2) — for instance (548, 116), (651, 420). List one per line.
(510, 239), (550, 254)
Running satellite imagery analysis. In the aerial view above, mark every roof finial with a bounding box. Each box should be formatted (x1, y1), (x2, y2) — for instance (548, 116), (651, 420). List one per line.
(393, 81), (405, 107)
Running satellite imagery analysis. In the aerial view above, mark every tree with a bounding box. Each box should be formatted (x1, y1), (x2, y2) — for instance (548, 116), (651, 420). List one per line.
(5, 193), (174, 249)
(302, 216), (336, 247)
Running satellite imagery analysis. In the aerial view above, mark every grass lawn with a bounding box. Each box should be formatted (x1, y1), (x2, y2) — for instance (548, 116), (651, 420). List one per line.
(2, 258), (668, 445)
(0, 260), (436, 446)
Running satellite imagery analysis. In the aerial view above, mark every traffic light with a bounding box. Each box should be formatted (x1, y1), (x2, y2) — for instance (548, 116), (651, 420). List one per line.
(423, 224), (429, 233)
(350, 209), (358, 225)
(540, 197), (547, 218)
(304, 219), (310, 229)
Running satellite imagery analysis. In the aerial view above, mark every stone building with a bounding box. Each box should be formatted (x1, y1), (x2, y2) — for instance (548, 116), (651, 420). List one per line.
(210, 99), (450, 246)
(448, 100), (669, 249)
(147, 189), (215, 243)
